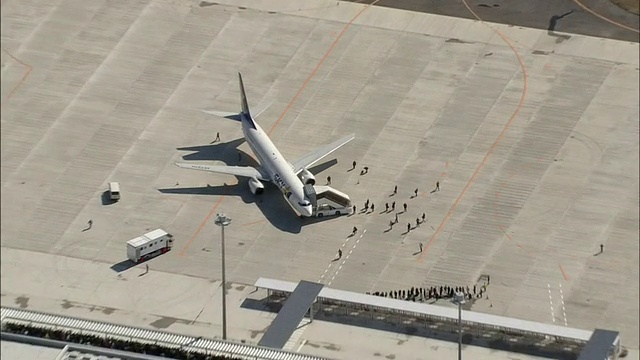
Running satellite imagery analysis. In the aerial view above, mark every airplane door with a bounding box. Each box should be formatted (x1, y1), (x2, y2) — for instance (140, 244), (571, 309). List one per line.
(303, 184), (317, 208)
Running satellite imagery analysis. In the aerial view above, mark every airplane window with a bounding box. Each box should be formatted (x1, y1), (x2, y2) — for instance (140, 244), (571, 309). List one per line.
(298, 201), (311, 207)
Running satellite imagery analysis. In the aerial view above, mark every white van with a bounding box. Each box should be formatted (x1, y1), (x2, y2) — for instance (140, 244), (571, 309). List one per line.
(109, 182), (121, 201)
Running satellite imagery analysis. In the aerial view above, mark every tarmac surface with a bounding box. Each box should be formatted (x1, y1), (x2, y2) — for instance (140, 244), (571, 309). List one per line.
(354, 0), (640, 43)
(1, 0), (639, 358)
(1, 340), (63, 360)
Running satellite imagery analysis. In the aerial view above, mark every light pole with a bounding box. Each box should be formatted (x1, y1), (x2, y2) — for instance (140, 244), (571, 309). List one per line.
(215, 213), (231, 340)
(453, 292), (466, 360)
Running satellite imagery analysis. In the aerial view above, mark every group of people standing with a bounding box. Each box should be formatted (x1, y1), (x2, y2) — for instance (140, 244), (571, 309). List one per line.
(367, 282), (489, 303)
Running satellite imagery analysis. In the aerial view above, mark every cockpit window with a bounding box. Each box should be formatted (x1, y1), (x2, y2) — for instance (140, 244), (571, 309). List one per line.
(298, 201), (311, 207)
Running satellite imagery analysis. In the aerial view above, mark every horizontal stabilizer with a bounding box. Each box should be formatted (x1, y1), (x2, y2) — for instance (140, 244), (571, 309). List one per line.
(202, 110), (241, 121)
(175, 162), (268, 181)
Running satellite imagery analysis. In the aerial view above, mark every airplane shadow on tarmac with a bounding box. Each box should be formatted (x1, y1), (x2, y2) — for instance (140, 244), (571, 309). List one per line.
(158, 140), (340, 233)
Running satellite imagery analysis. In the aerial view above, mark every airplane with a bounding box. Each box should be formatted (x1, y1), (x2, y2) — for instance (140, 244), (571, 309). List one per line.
(175, 73), (355, 217)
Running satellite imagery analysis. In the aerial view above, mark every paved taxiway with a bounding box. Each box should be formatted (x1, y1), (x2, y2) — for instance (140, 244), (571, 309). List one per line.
(2, 0), (639, 358)
(354, 0), (640, 43)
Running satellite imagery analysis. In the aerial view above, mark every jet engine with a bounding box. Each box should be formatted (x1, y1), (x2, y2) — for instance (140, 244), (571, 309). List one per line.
(299, 169), (316, 185)
(248, 177), (264, 195)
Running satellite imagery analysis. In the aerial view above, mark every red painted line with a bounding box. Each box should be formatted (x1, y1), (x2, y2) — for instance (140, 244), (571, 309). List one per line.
(268, 0), (381, 136)
(179, 196), (224, 256)
(559, 264), (570, 281)
(498, 225), (513, 241)
(460, 0), (576, 281)
(418, 1), (529, 262)
(184, 1), (379, 254)
(572, 0), (639, 33)
(1, 49), (32, 109)
(240, 219), (266, 227)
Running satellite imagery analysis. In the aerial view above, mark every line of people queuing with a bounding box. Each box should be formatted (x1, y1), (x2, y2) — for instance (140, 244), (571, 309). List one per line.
(366, 283), (488, 302)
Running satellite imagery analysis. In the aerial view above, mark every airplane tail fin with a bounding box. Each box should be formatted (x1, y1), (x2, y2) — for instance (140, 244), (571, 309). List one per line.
(201, 73), (257, 129)
(238, 72), (251, 118)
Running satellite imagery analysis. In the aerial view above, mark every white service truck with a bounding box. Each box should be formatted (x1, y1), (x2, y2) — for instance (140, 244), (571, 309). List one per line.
(312, 186), (353, 217)
(127, 229), (174, 263)
(108, 182), (120, 201)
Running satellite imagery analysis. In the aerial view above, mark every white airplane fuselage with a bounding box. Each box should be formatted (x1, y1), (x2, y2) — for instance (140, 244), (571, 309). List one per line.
(240, 112), (313, 217)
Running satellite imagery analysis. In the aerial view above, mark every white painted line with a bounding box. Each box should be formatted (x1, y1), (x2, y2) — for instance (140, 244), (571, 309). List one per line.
(327, 229), (365, 287)
(283, 319), (310, 351)
(296, 339), (307, 352)
(559, 283), (568, 326)
(318, 234), (354, 283)
(548, 283), (556, 323)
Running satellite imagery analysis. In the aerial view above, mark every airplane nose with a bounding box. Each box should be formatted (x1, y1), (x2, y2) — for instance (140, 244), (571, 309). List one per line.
(302, 206), (313, 217)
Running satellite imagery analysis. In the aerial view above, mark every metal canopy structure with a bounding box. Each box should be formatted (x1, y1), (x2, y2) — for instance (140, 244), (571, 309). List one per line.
(258, 280), (324, 349)
(577, 329), (620, 360)
(254, 277), (594, 343)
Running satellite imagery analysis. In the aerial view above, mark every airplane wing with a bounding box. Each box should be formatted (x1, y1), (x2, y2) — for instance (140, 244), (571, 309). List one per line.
(175, 162), (269, 181)
(291, 134), (355, 174)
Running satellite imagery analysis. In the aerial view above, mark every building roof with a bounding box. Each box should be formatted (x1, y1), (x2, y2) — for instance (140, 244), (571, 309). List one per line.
(255, 277), (594, 342)
(258, 280), (324, 349)
(577, 329), (620, 360)
(1, 340), (62, 360)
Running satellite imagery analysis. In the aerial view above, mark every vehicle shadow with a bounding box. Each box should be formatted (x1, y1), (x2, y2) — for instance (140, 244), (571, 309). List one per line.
(101, 191), (117, 206)
(109, 259), (137, 273)
(300, 213), (346, 226)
